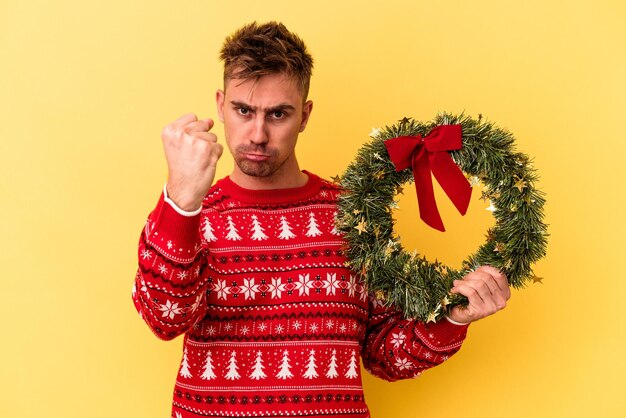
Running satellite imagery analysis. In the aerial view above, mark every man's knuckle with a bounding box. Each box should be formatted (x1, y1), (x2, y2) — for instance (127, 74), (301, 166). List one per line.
(162, 124), (175, 137)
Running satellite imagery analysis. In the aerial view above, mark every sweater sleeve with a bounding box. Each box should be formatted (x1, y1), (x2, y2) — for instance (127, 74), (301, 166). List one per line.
(361, 295), (469, 382)
(131, 192), (210, 340)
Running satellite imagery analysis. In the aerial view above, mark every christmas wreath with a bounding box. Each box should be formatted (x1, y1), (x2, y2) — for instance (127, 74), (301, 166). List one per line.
(335, 114), (548, 322)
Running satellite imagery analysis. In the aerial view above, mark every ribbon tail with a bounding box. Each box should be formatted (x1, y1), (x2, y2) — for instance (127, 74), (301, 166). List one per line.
(413, 149), (446, 232)
(430, 151), (472, 215)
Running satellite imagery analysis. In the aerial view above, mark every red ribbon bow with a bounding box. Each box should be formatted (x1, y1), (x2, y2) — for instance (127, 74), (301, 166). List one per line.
(384, 124), (472, 231)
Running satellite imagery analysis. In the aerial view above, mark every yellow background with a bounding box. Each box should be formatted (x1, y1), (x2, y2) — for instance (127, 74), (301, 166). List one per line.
(2, 1), (625, 417)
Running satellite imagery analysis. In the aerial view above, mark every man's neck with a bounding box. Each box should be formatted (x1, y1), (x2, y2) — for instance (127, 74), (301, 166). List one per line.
(229, 166), (309, 191)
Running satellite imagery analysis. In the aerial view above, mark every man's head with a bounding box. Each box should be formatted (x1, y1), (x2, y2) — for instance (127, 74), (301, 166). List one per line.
(219, 21), (314, 100)
(216, 22), (314, 188)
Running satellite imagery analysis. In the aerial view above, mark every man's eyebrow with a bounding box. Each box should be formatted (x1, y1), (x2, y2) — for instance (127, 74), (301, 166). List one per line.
(230, 101), (296, 112)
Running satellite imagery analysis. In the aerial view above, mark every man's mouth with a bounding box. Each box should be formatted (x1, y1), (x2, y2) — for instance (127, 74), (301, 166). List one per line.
(243, 153), (270, 162)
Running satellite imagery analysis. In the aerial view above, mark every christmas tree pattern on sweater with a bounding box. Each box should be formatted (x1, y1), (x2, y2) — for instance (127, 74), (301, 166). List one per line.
(133, 172), (469, 418)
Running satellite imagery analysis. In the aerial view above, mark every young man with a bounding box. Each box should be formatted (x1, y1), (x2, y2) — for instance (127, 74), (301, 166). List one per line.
(132, 22), (510, 418)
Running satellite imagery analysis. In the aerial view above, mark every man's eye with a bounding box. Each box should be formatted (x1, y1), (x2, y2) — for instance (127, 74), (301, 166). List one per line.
(272, 111), (284, 119)
(238, 107), (250, 115)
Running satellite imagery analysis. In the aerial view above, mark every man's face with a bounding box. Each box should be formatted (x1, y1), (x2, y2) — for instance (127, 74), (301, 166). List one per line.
(216, 73), (313, 181)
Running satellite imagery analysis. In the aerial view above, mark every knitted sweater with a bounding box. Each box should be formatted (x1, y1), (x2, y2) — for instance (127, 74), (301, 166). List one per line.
(132, 171), (469, 418)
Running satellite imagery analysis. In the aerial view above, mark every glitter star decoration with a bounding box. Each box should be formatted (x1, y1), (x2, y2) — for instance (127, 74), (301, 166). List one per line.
(435, 263), (448, 276)
(426, 311), (438, 323)
(354, 219), (368, 235)
(369, 127), (382, 138)
(531, 275), (543, 284)
(468, 175), (481, 187)
(384, 241), (396, 257)
(360, 260), (370, 276)
(514, 176), (527, 192)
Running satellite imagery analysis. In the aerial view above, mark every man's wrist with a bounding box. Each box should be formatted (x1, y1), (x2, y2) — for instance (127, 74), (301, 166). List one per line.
(163, 184), (202, 216)
(445, 315), (470, 326)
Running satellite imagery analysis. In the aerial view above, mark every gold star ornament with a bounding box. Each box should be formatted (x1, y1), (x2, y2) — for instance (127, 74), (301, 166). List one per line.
(467, 175), (481, 187)
(374, 290), (386, 301)
(514, 176), (527, 192)
(373, 170), (385, 180)
(426, 311), (438, 323)
(354, 219), (368, 235)
(369, 127), (382, 138)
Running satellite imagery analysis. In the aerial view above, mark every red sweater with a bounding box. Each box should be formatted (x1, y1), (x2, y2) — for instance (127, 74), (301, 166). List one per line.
(132, 171), (468, 418)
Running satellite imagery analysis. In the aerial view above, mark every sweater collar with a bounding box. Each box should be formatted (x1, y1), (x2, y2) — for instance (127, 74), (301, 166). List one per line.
(216, 170), (323, 204)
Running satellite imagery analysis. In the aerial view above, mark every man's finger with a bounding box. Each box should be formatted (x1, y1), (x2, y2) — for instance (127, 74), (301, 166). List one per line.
(452, 280), (486, 306)
(477, 265), (509, 291)
(475, 271), (501, 297)
(172, 113), (198, 128)
(192, 131), (219, 143)
(184, 118), (214, 133)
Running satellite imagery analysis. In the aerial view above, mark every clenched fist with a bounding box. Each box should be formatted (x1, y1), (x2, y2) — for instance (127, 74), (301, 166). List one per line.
(162, 113), (223, 211)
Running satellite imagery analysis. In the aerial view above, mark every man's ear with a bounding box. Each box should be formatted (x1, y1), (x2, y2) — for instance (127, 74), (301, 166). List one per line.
(216, 89), (225, 122)
(299, 100), (313, 132)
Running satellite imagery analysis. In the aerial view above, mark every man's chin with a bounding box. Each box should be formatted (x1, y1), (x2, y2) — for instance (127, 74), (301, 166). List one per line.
(237, 160), (275, 178)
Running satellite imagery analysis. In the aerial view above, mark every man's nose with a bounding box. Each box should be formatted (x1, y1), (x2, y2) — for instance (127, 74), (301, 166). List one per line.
(250, 116), (269, 144)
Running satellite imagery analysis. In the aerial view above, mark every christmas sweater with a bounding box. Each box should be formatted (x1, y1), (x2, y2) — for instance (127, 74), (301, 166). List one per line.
(132, 171), (469, 418)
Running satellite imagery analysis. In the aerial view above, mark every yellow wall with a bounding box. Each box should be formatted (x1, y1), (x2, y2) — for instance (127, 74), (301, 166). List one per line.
(2, 1), (625, 417)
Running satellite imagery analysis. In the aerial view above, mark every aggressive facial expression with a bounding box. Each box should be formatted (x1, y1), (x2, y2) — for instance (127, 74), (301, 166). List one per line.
(216, 73), (313, 186)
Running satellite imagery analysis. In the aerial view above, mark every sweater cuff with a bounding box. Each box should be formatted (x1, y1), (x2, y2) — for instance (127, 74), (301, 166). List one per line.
(420, 316), (470, 349)
(163, 184), (202, 216)
(146, 192), (203, 263)
(445, 316), (470, 326)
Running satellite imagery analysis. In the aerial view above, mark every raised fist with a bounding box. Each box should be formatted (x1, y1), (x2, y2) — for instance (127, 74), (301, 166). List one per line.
(162, 113), (223, 211)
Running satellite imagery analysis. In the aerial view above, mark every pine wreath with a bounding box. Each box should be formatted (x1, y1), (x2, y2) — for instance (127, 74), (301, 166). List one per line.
(336, 113), (548, 322)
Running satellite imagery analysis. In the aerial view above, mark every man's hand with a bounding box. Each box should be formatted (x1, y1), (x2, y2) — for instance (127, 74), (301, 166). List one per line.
(162, 113), (223, 211)
(447, 265), (511, 324)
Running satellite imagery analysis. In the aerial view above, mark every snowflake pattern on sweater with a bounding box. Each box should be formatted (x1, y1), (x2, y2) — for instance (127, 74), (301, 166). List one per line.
(133, 171), (469, 418)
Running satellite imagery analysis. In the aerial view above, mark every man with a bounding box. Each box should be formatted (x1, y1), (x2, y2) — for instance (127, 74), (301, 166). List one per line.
(132, 22), (510, 418)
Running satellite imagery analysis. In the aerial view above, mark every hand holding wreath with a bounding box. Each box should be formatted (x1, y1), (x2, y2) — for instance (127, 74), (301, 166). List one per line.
(448, 266), (511, 324)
